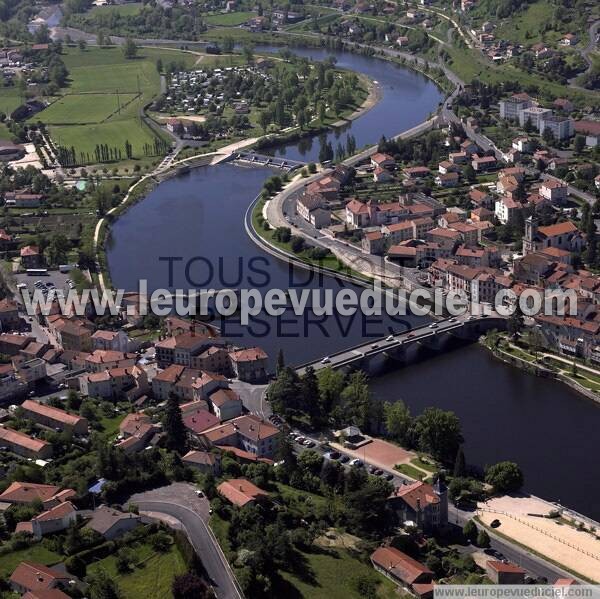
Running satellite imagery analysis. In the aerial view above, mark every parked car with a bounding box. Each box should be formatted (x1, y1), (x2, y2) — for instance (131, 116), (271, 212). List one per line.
(350, 459), (364, 467)
(339, 455), (350, 464)
(325, 451), (341, 460)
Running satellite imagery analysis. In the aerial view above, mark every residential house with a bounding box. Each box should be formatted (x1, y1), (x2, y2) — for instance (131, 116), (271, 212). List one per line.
(20, 400), (88, 435)
(17, 501), (77, 540)
(471, 154), (496, 172)
(435, 172), (459, 188)
(371, 153), (395, 169)
(495, 196), (523, 225)
(91, 329), (135, 352)
(297, 194), (331, 228)
(370, 546), (433, 592)
(553, 98), (574, 113)
(486, 561), (526, 584)
(79, 366), (148, 401)
(0, 426), (52, 459)
(217, 478), (269, 507)
(0, 298), (21, 331)
(116, 412), (160, 453)
(182, 450), (221, 475)
(0, 482), (75, 508)
(387, 480), (447, 532)
(374, 166), (393, 183)
(86, 505), (141, 540)
(201, 414), (280, 458)
(228, 347), (268, 382)
(460, 140), (479, 156)
(560, 33), (578, 46)
(208, 388), (243, 421)
(9, 562), (73, 596)
(540, 179), (568, 204)
(512, 136), (535, 153)
(403, 166), (431, 180)
(362, 230), (386, 255)
(85, 350), (136, 373)
(155, 333), (218, 368)
(469, 189), (494, 209)
(183, 407), (220, 436)
(20, 245), (41, 269)
(152, 364), (203, 401)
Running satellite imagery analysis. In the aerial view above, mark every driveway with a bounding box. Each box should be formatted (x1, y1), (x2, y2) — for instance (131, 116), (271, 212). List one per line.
(129, 483), (243, 599)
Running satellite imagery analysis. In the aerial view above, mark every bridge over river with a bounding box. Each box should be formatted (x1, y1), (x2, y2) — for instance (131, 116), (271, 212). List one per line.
(229, 150), (306, 172)
(295, 313), (506, 376)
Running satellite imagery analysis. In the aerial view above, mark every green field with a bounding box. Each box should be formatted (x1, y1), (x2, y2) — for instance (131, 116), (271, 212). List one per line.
(276, 548), (398, 599)
(90, 2), (144, 16)
(38, 47), (199, 161)
(494, 0), (561, 45)
(40, 93), (139, 125)
(88, 543), (186, 599)
(0, 86), (24, 116)
(204, 11), (257, 26)
(0, 544), (62, 578)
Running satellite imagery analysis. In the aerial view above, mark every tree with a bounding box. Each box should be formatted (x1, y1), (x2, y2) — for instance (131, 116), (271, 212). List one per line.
(78, 39), (87, 51)
(384, 401), (412, 445)
(507, 302), (524, 339)
(259, 110), (271, 134)
(463, 518), (477, 542)
(477, 529), (490, 547)
(463, 164), (476, 183)
(413, 408), (463, 464)
(276, 349), (285, 374)
(123, 38), (138, 60)
(88, 569), (122, 599)
(574, 135), (585, 156)
(454, 446), (466, 478)
(156, 58), (163, 74)
(339, 371), (372, 430)
(301, 366), (321, 425)
(172, 573), (211, 599)
(485, 461), (524, 493)
(164, 393), (187, 453)
(242, 44), (254, 64)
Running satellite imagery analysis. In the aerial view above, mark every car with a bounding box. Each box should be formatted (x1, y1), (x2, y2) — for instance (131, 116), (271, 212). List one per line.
(386, 335), (395, 342)
(449, 318), (457, 323)
(16, 283), (27, 289)
(339, 455), (350, 464)
(371, 343), (378, 349)
(350, 459), (363, 467)
(384, 473), (394, 481)
(295, 436), (305, 444)
(368, 465), (377, 474)
(429, 323), (438, 329)
(407, 333), (415, 339)
(373, 468), (383, 476)
(195, 490), (204, 497)
(208, 508), (213, 515)
(303, 440), (315, 447)
(321, 357), (331, 364)
(325, 451), (341, 460)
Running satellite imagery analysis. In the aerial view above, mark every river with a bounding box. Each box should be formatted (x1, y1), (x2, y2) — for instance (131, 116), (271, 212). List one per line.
(106, 47), (600, 519)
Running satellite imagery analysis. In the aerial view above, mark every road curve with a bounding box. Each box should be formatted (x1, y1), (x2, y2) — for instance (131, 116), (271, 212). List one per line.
(135, 499), (243, 599)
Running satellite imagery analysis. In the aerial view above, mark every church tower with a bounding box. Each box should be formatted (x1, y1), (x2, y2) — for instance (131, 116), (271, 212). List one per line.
(523, 215), (538, 255)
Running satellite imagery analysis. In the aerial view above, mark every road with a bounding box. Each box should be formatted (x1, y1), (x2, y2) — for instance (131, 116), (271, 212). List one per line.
(567, 19), (600, 89)
(130, 483), (243, 599)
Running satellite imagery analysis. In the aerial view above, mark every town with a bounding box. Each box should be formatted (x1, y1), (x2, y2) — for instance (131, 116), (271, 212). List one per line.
(0, 0), (599, 597)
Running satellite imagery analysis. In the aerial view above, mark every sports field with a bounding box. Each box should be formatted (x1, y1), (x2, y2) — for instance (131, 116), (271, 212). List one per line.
(37, 47), (198, 161)
(40, 93), (139, 125)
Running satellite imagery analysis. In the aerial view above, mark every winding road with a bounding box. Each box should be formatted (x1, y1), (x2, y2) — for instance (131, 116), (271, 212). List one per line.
(130, 483), (244, 599)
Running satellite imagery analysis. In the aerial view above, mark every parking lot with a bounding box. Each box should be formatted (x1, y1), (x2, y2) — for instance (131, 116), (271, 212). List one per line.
(14, 270), (76, 299)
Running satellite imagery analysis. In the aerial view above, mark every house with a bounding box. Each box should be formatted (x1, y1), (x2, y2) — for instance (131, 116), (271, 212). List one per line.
(217, 478), (269, 507)
(208, 388), (243, 421)
(80, 366), (148, 401)
(495, 196), (523, 225)
(471, 154), (496, 172)
(183, 407), (220, 436)
(449, 151), (468, 164)
(374, 166), (393, 183)
(371, 546), (433, 591)
(396, 36), (409, 47)
(0, 298), (20, 331)
(297, 194), (331, 229)
(499, 94), (533, 121)
(84, 349), (136, 373)
(49, 316), (94, 352)
(152, 364), (203, 401)
(182, 450), (221, 475)
(0, 482), (75, 508)
(460, 140), (479, 156)
(512, 136), (535, 153)
(86, 505), (141, 540)
(486, 560), (526, 584)
(0, 426), (52, 459)
(17, 501), (77, 540)
(531, 42), (551, 59)
(387, 479), (447, 532)
(20, 400), (88, 435)
(469, 189), (494, 209)
(540, 179), (568, 204)
(116, 412), (160, 453)
(403, 166), (431, 180)
(155, 332), (218, 368)
(560, 33), (578, 46)
(362, 230), (386, 255)
(9, 562), (73, 596)
(438, 160), (460, 175)
(20, 245), (41, 269)
(435, 172), (459, 188)
(371, 153), (395, 169)
(346, 198), (372, 228)
(91, 329), (135, 352)
(228, 347), (268, 382)
(201, 414), (280, 458)
(553, 98), (574, 113)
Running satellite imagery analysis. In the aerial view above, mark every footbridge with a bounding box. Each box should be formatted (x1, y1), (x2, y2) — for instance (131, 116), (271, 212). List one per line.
(295, 314), (506, 376)
(230, 150), (306, 172)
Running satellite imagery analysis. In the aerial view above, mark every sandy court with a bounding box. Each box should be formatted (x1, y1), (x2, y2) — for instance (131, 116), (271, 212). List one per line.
(478, 495), (600, 582)
(330, 438), (415, 472)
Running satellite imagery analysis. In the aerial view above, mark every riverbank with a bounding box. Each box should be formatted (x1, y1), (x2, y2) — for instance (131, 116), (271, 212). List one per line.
(481, 333), (600, 406)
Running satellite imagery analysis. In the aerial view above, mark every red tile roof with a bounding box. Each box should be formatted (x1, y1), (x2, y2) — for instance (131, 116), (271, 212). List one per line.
(371, 546), (433, 585)
(217, 478), (269, 507)
(10, 562), (70, 593)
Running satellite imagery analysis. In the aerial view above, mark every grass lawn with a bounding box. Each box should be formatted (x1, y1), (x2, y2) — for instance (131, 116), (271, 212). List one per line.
(0, 86), (24, 116)
(0, 544), (62, 578)
(90, 2), (144, 16)
(39, 46), (198, 163)
(204, 11), (257, 26)
(494, 0), (562, 45)
(99, 412), (126, 439)
(276, 547), (398, 599)
(88, 543), (186, 599)
(41, 93), (139, 125)
(394, 463), (429, 481)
